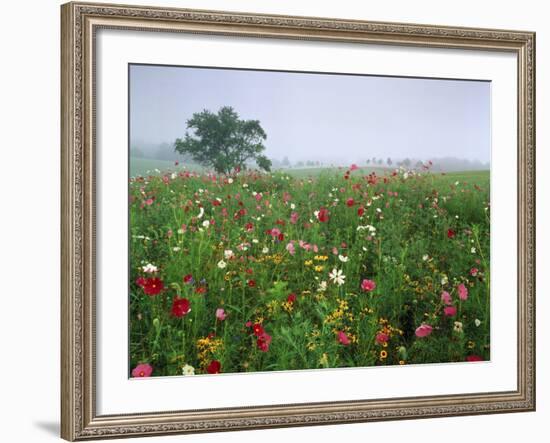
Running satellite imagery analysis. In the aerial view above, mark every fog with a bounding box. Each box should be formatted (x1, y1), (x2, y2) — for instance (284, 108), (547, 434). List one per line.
(130, 64), (491, 168)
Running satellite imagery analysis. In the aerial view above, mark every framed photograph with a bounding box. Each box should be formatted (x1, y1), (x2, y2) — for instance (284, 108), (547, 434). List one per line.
(61, 1), (536, 440)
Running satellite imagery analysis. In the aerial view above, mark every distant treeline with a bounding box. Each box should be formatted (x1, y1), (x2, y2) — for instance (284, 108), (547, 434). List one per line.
(131, 142), (489, 172)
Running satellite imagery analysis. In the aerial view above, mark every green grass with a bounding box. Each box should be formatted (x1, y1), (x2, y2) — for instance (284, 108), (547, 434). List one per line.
(130, 157), (203, 177)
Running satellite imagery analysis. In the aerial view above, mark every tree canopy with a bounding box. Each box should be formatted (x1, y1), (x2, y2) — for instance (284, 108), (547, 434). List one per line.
(174, 106), (271, 174)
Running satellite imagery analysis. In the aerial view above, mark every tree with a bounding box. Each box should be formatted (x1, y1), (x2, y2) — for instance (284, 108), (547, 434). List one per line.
(174, 106), (271, 174)
(387, 157), (392, 166)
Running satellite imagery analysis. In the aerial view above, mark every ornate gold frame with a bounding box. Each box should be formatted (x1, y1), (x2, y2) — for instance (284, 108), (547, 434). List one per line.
(61, 2), (536, 440)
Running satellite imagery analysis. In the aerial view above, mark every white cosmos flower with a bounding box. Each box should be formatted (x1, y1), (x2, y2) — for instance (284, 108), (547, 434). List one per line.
(182, 364), (195, 376)
(471, 247), (476, 254)
(329, 268), (346, 286)
(252, 239), (259, 244)
(202, 220), (210, 228)
(198, 207), (204, 219)
(422, 254), (429, 261)
(227, 178), (234, 184)
(217, 260), (227, 269)
(318, 281), (328, 292)
(453, 321), (464, 333)
(142, 263), (158, 273)
(441, 275), (449, 285)
(224, 250), (234, 259)
(474, 319), (481, 327)
(262, 247), (269, 254)
(172, 247), (181, 252)
(338, 255), (349, 263)
(290, 203), (296, 210)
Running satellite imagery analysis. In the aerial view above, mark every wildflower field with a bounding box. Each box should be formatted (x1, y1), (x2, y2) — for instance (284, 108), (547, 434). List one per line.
(129, 165), (490, 378)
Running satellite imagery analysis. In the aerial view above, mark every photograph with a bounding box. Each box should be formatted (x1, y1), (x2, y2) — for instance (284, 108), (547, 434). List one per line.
(128, 64), (491, 378)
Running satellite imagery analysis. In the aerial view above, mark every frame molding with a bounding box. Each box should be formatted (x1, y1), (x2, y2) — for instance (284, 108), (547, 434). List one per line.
(61, 2), (535, 440)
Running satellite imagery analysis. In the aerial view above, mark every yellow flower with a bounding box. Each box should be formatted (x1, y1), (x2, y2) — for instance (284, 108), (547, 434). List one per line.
(314, 265), (324, 272)
(380, 350), (388, 359)
(304, 260), (313, 266)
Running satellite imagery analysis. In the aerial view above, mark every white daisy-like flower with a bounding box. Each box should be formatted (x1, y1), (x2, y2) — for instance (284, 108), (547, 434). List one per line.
(142, 263), (158, 273)
(376, 208), (382, 213)
(227, 178), (234, 184)
(252, 239), (259, 244)
(422, 254), (429, 261)
(441, 275), (449, 285)
(329, 268), (346, 286)
(474, 319), (481, 327)
(262, 247), (269, 254)
(242, 183), (248, 188)
(217, 260), (227, 269)
(172, 247), (181, 252)
(202, 220), (210, 228)
(338, 255), (349, 263)
(471, 247), (476, 254)
(224, 250), (234, 260)
(453, 321), (464, 333)
(318, 281), (328, 292)
(290, 203), (296, 210)
(182, 364), (195, 376)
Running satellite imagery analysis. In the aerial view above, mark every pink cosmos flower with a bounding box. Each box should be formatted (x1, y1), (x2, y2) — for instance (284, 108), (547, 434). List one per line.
(375, 332), (389, 344)
(350, 163), (359, 171)
(443, 306), (457, 317)
(415, 324), (433, 338)
(470, 267), (479, 277)
(457, 283), (469, 301)
(286, 242), (296, 255)
(337, 330), (350, 346)
(290, 212), (299, 224)
(145, 198), (154, 206)
(132, 363), (153, 378)
(361, 279), (376, 292)
(346, 198), (355, 207)
(215, 308), (227, 321)
(441, 291), (452, 305)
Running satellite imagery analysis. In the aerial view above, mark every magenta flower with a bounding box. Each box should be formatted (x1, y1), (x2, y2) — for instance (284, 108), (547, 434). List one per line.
(457, 283), (469, 300)
(441, 291), (452, 305)
(415, 324), (433, 338)
(286, 242), (296, 255)
(443, 306), (457, 317)
(131, 363), (153, 378)
(337, 330), (351, 345)
(215, 308), (227, 321)
(290, 212), (299, 224)
(361, 279), (376, 292)
(375, 332), (389, 344)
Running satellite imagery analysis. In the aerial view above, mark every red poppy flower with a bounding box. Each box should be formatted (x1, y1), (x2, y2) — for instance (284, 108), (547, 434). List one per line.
(171, 297), (191, 318)
(247, 279), (256, 288)
(183, 274), (194, 284)
(447, 228), (456, 239)
(206, 360), (221, 374)
(278, 233), (285, 242)
(137, 277), (164, 296)
(317, 208), (329, 223)
(252, 323), (265, 336)
(357, 207), (365, 217)
(245, 222), (254, 231)
(195, 286), (207, 295)
(287, 293), (297, 304)
(346, 198), (355, 207)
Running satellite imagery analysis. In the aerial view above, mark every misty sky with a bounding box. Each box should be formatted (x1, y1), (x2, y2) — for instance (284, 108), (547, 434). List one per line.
(129, 64), (490, 164)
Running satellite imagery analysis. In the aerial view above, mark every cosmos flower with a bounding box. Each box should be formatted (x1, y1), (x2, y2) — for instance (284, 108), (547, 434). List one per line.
(171, 297), (191, 318)
(131, 363), (153, 378)
(457, 283), (469, 300)
(443, 306), (457, 317)
(217, 260), (227, 269)
(206, 360), (221, 374)
(136, 277), (164, 296)
(215, 308), (227, 321)
(361, 279), (376, 292)
(337, 331), (350, 345)
(182, 364), (195, 376)
(329, 268), (346, 286)
(415, 324), (433, 338)
(441, 291), (452, 305)
(142, 263), (158, 273)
